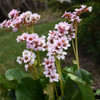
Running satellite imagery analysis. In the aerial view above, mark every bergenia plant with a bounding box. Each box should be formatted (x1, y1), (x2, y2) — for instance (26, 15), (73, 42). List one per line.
(0, 5), (95, 100)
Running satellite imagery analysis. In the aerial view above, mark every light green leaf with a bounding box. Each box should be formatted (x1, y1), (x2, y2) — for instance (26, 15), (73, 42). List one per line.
(63, 64), (77, 74)
(67, 73), (77, 81)
(44, 83), (54, 100)
(73, 60), (77, 64)
(96, 89), (100, 96)
(5, 68), (30, 82)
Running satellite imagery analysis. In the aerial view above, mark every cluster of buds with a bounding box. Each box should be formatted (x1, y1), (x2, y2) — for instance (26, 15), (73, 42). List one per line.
(42, 57), (59, 82)
(17, 50), (36, 71)
(62, 5), (92, 23)
(0, 9), (40, 32)
(16, 32), (47, 51)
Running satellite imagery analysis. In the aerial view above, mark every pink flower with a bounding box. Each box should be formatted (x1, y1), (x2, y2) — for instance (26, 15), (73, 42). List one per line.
(17, 50), (36, 71)
(55, 22), (70, 35)
(42, 57), (59, 83)
(24, 64), (29, 71)
(68, 33), (75, 41)
(0, 20), (7, 28)
(8, 9), (20, 19)
(62, 5), (92, 23)
(50, 73), (59, 83)
(12, 27), (18, 32)
(22, 56), (31, 63)
(16, 56), (22, 64)
(87, 6), (92, 12)
(32, 13), (40, 22)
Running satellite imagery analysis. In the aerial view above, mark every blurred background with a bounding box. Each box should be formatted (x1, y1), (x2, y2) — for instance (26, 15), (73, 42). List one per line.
(0, 0), (100, 90)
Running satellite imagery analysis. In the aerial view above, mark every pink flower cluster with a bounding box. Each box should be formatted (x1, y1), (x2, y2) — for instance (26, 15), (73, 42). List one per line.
(62, 5), (92, 23)
(43, 57), (59, 83)
(42, 21), (74, 82)
(47, 21), (74, 60)
(16, 32), (47, 51)
(0, 9), (40, 32)
(17, 50), (36, 71)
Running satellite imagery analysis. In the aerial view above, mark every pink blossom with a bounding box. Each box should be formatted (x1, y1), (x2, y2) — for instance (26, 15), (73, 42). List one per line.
(12, 28), (18, 32)
(55, 22), (70, 35)
(43, 57), (59, 82)
(24, 64), (29, 71)
(0, 20), (7, 28)
(16, 50), (36, 71)
(16, 56), (22, 64)
(8, 9), (20, 19)
(62, 5), (92, 23)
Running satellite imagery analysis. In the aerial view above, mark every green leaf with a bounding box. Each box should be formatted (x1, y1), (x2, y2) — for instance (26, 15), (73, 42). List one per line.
(62, 77), (95, 100)
(63, 77), (82, 100)
(5, 68), (30, 82)
(16, 77), (45, 100)
(0, 74), (17, 89)
(63, 64), (77, 74)
(75, 69), (93, 85)
(76, 83), (95, 100)
(67, 73), (77, 81)
(44, 83), (54, 100)
(96, 89), (100, 96)
(73, 60), (77, 64)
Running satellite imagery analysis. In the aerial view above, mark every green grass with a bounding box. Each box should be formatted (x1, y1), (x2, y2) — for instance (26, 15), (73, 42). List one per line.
(0, 19), (64, 74)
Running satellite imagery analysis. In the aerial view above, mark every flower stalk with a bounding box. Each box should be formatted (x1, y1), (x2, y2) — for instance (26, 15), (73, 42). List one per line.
(55, 57), (64, 96)
(53, 82), (59, 99)
(33, 64), (39, 78)
(29, 66), (36, 80)
(37, 50), (42, 76)
(72, 39), (77, 59)
(75, 22), (79, 69)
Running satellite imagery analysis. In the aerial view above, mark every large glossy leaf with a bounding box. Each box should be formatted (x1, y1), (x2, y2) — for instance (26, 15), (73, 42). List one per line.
(61, 76), (95, 100)
(16, 77), (45, 100)
(5, 68), (30, 82)
(63, 77), (82, 100)
(76, 82), (95, 100)
(75, 69), (93, 85)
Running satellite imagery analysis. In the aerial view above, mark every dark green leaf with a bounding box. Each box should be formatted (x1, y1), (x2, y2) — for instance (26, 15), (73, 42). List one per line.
(76, 82), (95, 100)
(63, 77), (82, 100)
(0, 75), (17, 89)
(75, 69), (93, 85)
(16, 77), (45, 100)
